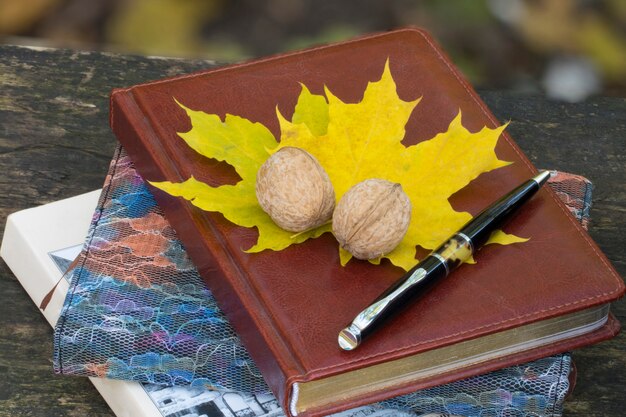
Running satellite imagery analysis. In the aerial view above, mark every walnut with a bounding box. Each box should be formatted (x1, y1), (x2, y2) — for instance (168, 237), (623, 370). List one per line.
(333, 179), (411, 260)
(256, 147), (335, 232)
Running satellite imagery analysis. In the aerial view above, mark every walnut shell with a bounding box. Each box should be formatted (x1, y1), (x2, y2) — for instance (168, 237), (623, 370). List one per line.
(256, 147), (335, 232)
(333, 179), (411, 260)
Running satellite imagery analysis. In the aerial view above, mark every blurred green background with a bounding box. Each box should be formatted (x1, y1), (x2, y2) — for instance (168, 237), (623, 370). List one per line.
(1, 0), (624, 101)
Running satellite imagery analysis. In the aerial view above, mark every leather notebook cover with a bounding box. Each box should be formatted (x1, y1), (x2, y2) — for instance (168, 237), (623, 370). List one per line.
(110, 28), (624, 417)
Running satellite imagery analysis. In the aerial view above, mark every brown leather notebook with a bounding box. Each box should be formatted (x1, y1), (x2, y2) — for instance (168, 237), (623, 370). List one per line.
(110, 28), (624, 417)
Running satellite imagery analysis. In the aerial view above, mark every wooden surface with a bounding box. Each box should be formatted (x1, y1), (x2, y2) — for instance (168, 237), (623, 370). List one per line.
(0, 45), (624, 416)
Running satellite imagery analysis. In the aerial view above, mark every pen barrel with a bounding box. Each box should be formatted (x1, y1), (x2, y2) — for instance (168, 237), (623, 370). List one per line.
(460, 179), (540, 250)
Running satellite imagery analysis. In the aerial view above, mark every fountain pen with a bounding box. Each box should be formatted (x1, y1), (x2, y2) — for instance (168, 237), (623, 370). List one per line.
(338, 170), (552, 351)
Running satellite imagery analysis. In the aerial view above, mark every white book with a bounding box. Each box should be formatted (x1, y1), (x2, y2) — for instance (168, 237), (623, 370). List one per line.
(0, 191), (417, 417)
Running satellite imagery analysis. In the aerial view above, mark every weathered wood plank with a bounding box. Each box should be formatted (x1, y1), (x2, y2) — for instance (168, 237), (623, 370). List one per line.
(0, 45), (216, 416)
(0, 45), (623, 416)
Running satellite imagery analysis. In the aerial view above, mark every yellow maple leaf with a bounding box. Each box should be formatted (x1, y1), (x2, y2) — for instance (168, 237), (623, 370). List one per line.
(149, 108), (330, 253)
(150, 60), (526, 271)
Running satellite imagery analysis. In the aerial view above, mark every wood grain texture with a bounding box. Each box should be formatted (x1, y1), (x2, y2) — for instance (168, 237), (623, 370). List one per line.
(0, 45), (623, 416)
(0, 45), (216, 417)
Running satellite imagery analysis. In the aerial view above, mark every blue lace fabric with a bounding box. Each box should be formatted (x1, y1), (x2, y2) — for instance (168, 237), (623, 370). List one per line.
(54, 146), (591, 416)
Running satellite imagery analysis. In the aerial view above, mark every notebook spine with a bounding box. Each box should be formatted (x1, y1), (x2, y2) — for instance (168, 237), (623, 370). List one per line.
(110, 90), (304, 409)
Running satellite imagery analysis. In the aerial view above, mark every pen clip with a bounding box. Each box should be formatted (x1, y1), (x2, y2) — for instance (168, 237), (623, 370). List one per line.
(339, 268), (428, 350)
